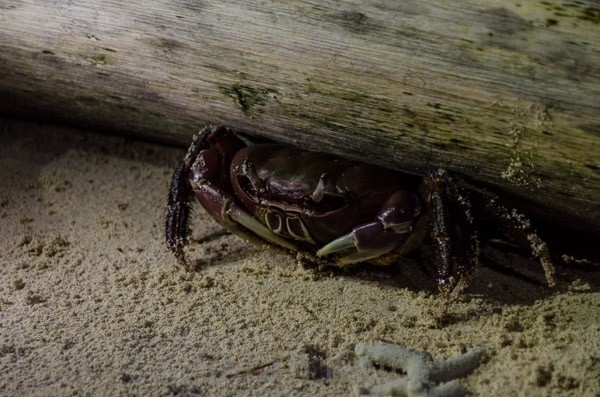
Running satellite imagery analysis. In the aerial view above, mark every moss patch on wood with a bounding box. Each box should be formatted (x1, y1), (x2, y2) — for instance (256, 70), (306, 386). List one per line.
(218, 84), (278, 116)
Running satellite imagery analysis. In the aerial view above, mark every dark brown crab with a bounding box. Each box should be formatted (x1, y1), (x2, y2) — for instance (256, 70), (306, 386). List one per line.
(166, 125), (556, 299)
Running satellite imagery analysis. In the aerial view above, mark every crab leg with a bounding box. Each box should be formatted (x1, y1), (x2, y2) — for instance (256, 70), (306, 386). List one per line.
(421, 169), (480, 299)
(166, 162), (195, 270)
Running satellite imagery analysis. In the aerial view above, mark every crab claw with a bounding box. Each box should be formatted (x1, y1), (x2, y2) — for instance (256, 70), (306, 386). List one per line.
(316, 221), (412, 265)
(316, 191), (420, 265)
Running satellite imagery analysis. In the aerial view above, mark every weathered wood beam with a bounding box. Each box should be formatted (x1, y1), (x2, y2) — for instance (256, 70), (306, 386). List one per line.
(0, 1), (598, 232)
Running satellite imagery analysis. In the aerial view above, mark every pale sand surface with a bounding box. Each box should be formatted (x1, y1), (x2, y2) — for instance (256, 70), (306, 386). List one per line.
(0, 119), (598, 396)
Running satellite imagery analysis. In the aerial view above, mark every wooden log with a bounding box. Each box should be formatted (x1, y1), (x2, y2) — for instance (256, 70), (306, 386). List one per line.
(1, 1), (599, 232)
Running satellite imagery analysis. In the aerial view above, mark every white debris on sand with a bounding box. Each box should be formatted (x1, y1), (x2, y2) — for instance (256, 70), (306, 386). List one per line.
(355, 341), (489, 397)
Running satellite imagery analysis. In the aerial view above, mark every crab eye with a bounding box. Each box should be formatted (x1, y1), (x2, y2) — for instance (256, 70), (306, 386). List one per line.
(311, 173), (329, 203)
(307, 173), (347, 211)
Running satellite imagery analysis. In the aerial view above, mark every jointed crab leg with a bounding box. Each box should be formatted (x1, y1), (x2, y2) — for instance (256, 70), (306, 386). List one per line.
(166, 161), (195, 270)
(421, 168), (556, 298)
(421, 169), (480, 299)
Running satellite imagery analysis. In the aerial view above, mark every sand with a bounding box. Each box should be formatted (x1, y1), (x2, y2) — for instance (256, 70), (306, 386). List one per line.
(0, 118), (598, 396)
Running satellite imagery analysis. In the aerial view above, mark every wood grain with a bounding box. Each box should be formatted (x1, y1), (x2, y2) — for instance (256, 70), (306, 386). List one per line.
(1, 1), (598, 231)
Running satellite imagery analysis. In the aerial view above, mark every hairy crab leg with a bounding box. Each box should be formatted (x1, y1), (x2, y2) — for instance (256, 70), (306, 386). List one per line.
(436, 169), (556, 287)
(421, 169), (480, 299)
(166, 161), (195, 271)
(166, 126), (239, 271)
(482, 198), (556, 287)
(427, 188), (455, 297)
(422, 168), (557, 300)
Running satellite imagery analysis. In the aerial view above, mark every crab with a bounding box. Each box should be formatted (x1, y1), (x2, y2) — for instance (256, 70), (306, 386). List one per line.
(166, 125), (556, 299)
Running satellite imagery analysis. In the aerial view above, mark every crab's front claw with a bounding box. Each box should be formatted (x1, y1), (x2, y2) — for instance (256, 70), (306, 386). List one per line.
(316, 221), (411, 265)
(190, 179), (299, 259)
(190, 130), (298, 251)
(316, 190), (420, 265)
(166, 126), (253, 271)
